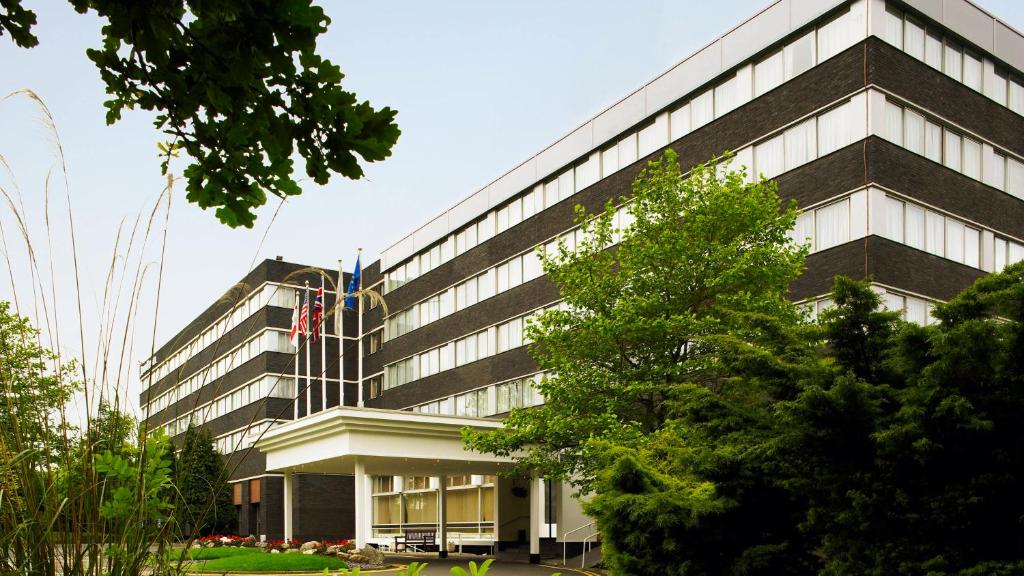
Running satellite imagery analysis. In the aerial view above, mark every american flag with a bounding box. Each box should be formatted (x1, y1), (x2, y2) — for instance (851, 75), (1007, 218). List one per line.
(298, 288), (310, 341)
(311, 285), (324, 343)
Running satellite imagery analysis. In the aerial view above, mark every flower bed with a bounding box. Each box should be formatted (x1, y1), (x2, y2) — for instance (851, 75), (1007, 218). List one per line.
(185, 535), (383, 568)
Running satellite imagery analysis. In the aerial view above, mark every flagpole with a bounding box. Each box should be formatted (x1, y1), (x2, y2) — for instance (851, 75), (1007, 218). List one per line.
(337, 258), (345, 407)
(293, 290), (300, 421)
(320, 274), (327, 411)
(304, 280), (312, 418)
(357, 248), (365, 408)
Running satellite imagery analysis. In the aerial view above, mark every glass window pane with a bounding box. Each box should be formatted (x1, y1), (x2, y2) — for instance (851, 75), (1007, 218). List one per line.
(691, 90), (714, 129)
(925, 210), (944, 256)
(815, 199), (850, 251)
(670, 103), (691, 141)
(754, 51), (784, 97)
(946, 219), (965, 263)
(884, 196), (904, 242)
(904, 17), (925, 60)
(905, 203), (925, 250)
(964, 227), (980, 268)
(925, 32), (942, 70)
(963, 52), (982, 91)
(784, 119), (816, 171)
(904, 109), (925, 154)
(882, 6), (903, 49)
(754, 134), (784, 179)
(944, 131), (961, 172)
(883, 101), (903, 145)
(924, 121), (943, 163)
(962, 138), (980, 180)
(944, 42), (962, 82)
(784, 31), (816, 79)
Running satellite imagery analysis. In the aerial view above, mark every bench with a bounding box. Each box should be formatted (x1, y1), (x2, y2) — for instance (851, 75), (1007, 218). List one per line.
(394, 529), (436, 552)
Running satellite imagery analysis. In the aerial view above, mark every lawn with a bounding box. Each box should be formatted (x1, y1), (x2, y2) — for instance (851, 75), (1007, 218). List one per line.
(174, 547), (262, 561)
(179, 547), (350, 572)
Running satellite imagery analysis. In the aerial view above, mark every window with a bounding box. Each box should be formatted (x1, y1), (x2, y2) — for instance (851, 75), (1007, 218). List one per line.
(754, 50), (784, 97)
(904, 109), (925, 155)
(670, 102), (691, 141)
(925, 210), (944, 256)
(1010, 78), (1024, 115)
(924, 120), (942, 163)
(962, 137), (981, 180)
(690, 90), (714, 130)
(944, 131), (961, 172)
(817, 101), (854, 157)
(882, 6), (903, 49)
(601, 145), (619, 177)
(925, 32), (942, 70)
(904, 17), (925, 60)
(1008, 158), (1024, 200)
(884, 196), (904, 243)
(817, 8), (855, 61)
(714, 75), (738, 118)
(883, 100), (903, 145)
(963, 51), (982, 92)
(944, 41), (962, 82)
(784, 119), (816, 171)
(784, 31), (815, 80)
(815, 199), (850, 251)
(905, 203), (925, 250)
(754, 135), (784, 179)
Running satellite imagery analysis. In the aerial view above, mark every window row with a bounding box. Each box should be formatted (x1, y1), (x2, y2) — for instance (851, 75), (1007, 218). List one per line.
(145, 329), (294, 415)
(882, 195), (982, 267)
(753, 97), (865, 180)
(410, 372), (546, 418)
(385, 306), (551, 390)
(880, 3), (1024, 114)
(802, 287), (938, 326)
(387, 93), (868, 344)
(879, 98), (1024, 200)
(161, 374), (292, 437)
(213, 421), (273, 455)
(142, 282), (304, 388)
(383, 2), (868, 297)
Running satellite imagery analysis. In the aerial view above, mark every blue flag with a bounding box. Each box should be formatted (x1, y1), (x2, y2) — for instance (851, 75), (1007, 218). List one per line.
(344, 255), (361, 310)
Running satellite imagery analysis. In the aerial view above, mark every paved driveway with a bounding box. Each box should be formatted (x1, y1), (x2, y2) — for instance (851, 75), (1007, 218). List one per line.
(383, 554), (599, 575)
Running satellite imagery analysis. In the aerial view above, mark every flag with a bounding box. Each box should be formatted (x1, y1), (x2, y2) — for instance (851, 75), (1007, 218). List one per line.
(311, 285), (324, 343)
(289, 297), (300, 349)
(299, 288), (310, 340)
(344, 255), (361, 310)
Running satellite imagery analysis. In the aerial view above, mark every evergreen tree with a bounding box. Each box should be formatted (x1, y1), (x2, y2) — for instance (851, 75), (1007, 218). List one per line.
(176, 425), (236, 536)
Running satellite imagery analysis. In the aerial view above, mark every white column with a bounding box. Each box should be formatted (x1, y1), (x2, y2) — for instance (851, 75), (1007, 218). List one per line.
(438, 475), (448, 558)
(354, 458), (367, 549)
(283, 472), (294, 542)
(529, 474), (542, 564)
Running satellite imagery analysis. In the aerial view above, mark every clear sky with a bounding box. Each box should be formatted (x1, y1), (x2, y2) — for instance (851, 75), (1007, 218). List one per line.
(1, 0), (1021, 417)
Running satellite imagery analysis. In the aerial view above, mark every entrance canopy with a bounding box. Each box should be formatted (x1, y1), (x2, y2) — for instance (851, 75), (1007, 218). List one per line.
(256, 405), (518, 476)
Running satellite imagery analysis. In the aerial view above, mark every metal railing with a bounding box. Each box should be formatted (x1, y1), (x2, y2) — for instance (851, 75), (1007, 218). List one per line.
(580, 529), (600, 568)
(562, 521), (598, 567)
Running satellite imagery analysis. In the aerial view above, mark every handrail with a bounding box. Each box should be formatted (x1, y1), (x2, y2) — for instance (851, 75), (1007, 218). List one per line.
(562, 521), (596, 566)
(581, 530), (600, 568)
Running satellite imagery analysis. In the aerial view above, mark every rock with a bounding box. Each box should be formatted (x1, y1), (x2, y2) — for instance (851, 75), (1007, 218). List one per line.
(191, 542), (203, 549)
(270, 549), (280, 554)
(325, 545), (342, 554)
(299, 540), (320, 552)
(204, 541), (217, 548)
(303, 550), (316, 555)
(336, 551), (351, 559)
(355, 546), (384, 565)
(285, 548), (301, 554)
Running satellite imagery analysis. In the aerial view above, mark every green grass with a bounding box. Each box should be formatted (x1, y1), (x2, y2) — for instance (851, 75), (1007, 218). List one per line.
(173, 546), (263, 561)
(187, 549), (349, 572)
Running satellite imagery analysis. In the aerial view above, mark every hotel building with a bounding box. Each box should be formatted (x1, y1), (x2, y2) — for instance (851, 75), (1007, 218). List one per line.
(140, 0), (1024, 560)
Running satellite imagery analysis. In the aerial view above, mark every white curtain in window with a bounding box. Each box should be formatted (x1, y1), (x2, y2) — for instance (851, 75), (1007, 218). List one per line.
(882, 292), (906, 315)
(817, 101), (853, 157)
(784, 119), (816, 171)
(1010, 79), (1024, 115)
(962, 138), (981, 180)
(988, 153), (1006, 191)
(904, 109), (925, 154)
(818, 9), (854, 61)
(964, 227), (980, 268)
(963, 52), (982, 92)
(926, 210), (944, 256)
(905, 203), (925, 250)
(784, 31), (816, 79)
(944, 131), (961, 172)
(691, 91), (714, 130)
(883, 101), (903, 145)
(815, 200), (850, 251)
(670, 103), (691, 141)
(1007, 158), (1024, 200)
(882, 7), (903, 48)
(904, 18), (925, 60)
(925, 32), (942, 70)
(755, 135), (785, 179)
(618, 133), (638, 168)
(946, 219), (965, 263)
(790, 211), (814, 248)
(754, 51), (784, 97)
(601, 146), (619, 178)
(884, 196), (904, 243)
(944, 43), (962, 81)
(924, 121), (943, 163)
(906, 297), (928, 325)
(714, 75), (738, 118)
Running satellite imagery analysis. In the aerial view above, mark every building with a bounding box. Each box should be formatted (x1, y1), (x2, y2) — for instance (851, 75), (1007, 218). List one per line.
(140, 0), (1024, 558)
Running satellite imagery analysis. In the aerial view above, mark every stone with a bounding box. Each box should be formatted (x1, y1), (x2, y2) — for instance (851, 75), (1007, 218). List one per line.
(191, 542), (202, 549)
(303, 550), (316, 555)
(285, 548), (301, 554)
(270, 549), (280, 554)
(299, 540), (320, 552)
(356, 546), (385, 565)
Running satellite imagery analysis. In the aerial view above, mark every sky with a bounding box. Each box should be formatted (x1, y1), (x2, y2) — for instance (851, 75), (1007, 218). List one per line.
(1, 0), (1021, 417)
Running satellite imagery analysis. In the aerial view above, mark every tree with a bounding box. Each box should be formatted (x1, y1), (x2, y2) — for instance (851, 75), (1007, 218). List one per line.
(781, 269), (1024, 575)
(466, 150), (816, 573)
(176, 425), (236, 536)
(86, 400), (137, 457)
(1, 0), (400, 228)
(0, 301), (78, 461)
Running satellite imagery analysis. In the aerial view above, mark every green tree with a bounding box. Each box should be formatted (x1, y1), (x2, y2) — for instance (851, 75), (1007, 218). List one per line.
(0, 301), (78, 460)
(1, 0), (400, 228)
(466, 150), (815, 574)
(782, 269), (1024, 575)
(86, 400), (137, 457)
(177, 425), (236, 536)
